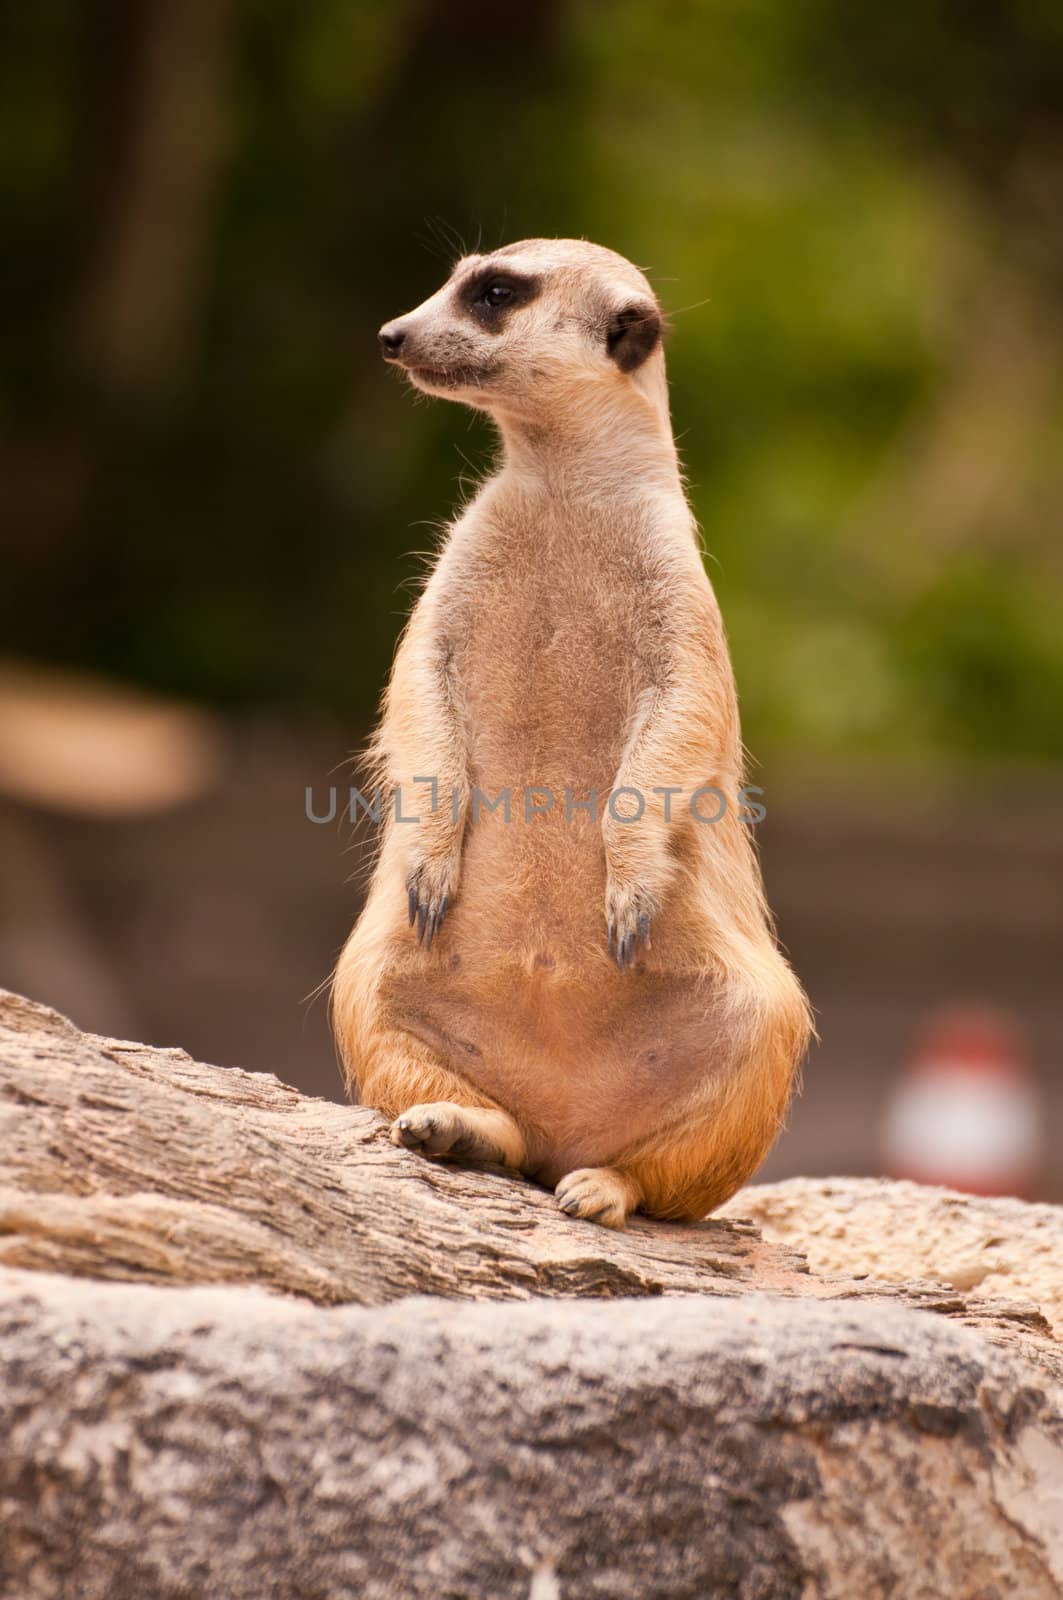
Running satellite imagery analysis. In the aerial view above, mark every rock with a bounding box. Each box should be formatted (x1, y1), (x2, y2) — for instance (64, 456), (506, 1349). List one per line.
(720, 1176), (1063, 1338)
(1, 987), (1062, 1598)
(3, 1272), (1063, 1599)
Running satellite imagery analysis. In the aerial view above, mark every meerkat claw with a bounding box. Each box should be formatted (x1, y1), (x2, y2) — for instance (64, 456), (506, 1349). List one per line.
(609, 920), (644, 971)
(423, 898), (442, 950)
(605, 886), (655, 971)
(406, 874), (451, 948)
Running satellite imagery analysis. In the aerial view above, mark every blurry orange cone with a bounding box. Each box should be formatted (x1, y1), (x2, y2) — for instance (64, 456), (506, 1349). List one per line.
(880, 1005), (1041, 1197)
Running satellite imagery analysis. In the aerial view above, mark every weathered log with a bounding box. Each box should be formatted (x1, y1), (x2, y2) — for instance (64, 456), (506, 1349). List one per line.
(0, 987), (810, 1304)
(1, 987), (1062, 1599)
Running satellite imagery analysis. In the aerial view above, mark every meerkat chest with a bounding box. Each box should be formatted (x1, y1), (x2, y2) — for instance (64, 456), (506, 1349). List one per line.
(443, 499), (664, 766)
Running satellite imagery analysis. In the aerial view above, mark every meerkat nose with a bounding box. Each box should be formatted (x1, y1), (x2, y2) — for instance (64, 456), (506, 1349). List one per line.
(378, 322), (407, 358)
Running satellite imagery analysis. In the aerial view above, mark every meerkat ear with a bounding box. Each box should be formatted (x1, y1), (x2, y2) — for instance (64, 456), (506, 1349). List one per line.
(606, 300), (662, 373)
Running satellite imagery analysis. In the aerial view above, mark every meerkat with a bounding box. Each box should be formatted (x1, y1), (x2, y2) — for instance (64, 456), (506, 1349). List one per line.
(332, 238), (812, 1228)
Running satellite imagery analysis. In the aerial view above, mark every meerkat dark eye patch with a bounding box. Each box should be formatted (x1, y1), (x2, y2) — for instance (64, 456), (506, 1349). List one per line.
(606, 300), (662, 373)
(460, 270), (541, 327)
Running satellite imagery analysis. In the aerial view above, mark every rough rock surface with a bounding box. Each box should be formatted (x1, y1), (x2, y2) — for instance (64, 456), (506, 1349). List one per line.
(3, 1271), (1063, 1600)
(720, 1175), (1063, 1337)
(1, 987), (1062, 1599)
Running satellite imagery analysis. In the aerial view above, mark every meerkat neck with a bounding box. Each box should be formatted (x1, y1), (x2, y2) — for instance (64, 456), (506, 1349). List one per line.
(494, 385), (683, 504)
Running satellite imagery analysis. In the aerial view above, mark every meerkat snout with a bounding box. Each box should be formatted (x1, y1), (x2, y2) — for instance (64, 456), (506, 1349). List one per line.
(378, 322), (406, 357)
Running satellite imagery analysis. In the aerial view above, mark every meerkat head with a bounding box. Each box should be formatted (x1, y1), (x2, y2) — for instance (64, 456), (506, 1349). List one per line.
(378, 239), (668, 427)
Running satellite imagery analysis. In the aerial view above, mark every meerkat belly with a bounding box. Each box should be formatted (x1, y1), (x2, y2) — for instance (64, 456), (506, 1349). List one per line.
(451, 540), (635, 959)
(384, 946), (724, 1177)
(384, 528), (720, 1172)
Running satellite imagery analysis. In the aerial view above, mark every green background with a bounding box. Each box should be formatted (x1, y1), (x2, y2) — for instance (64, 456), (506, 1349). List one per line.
(4, 0), (1062, 763)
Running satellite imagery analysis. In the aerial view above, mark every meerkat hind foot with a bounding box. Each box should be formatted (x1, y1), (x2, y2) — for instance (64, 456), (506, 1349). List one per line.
(390, 1102), (523, 1167)
(556, 1167), (639, 1230)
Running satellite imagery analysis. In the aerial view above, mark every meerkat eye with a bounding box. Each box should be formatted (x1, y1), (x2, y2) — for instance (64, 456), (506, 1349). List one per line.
(480, 281), (513, 309)
(462, 271), (539, 323)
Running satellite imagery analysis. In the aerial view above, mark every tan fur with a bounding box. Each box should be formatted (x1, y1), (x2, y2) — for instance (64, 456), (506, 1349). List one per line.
(332, 239), (812, 1228)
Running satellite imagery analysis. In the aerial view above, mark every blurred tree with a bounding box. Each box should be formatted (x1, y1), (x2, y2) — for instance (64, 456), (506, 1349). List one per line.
(0, 0), (1060, 762)
(76, 0), (241, 391)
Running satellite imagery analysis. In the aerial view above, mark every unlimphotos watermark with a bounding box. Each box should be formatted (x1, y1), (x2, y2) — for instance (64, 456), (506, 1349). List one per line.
(305, 780), (766, 827)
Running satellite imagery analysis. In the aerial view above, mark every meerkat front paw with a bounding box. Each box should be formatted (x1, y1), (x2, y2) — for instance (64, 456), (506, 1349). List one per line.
(405, 856), (458, 948)
(604, 877), (656, 971)
(556, 1167), (640, 1230)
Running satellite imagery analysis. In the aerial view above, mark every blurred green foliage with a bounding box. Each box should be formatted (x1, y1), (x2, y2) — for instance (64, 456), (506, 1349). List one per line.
(2, 0), (1062, 761)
